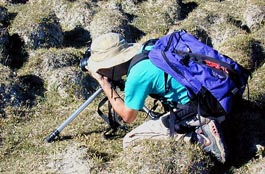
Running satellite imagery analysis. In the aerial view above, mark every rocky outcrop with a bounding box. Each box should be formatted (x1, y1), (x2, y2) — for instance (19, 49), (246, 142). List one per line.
(0, 64), (44, 117)
(10, 10), (63, 49)
(52, 0), (98, 31)
(89, 2), (130, 40)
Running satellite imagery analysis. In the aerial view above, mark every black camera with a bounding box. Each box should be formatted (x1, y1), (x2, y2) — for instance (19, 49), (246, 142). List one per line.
(80, 48), (91, 72)
(80, 57), (88, 71)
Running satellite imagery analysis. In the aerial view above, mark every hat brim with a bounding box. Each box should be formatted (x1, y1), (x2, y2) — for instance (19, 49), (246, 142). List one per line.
(86, 43), (141, 73)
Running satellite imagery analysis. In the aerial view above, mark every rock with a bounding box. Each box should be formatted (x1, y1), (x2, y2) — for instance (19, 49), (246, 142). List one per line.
(10, 8), (63, 49)
(89, 4), (129, 41)
(46, 67), (96, 99)
(20, 48), (97, 99)
(53, 0), (98, 31)
(0, 64), (44, 117)
(243, 3), (265, 31)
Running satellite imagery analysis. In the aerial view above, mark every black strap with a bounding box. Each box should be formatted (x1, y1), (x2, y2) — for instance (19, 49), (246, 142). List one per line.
(128, 52), (149, 73)
(128, 39), (159, 73)
(165, 30), (187, 51)
(164, 72), (169, 93)
(97, 97), (121, 139)
(176, 50), (236, 73)
(97, 97), (111, 125)
(175, 50), (252, 90)
(161, 49), (196, 97)
(169, 107), (176, 137)
(107, 100), (120, 131)
(168, 102), (197, 136)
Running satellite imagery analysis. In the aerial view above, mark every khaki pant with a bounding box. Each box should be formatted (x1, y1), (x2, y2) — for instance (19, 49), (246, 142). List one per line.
(122, 114), (225, 149)
(123, 115), (188, 149)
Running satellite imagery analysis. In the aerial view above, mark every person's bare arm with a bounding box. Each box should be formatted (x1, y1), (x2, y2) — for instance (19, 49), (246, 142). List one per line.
(91, 72), (138, 124)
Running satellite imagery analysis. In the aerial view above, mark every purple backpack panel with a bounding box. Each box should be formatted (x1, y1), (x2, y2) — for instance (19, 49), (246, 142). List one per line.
(148, 30), (250, 115)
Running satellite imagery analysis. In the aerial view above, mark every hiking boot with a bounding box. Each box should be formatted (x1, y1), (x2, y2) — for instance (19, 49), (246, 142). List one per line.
(195, 120), (226, 163)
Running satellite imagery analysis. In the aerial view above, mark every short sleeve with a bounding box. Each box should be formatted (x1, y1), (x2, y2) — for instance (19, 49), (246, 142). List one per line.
(125, 67), (152, 110)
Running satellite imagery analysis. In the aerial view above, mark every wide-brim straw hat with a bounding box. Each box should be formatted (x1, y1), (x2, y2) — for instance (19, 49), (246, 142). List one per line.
(86, 33), (141, 73)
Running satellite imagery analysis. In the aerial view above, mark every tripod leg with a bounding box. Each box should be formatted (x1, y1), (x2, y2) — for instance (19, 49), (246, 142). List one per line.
(45, 88), (103, 143)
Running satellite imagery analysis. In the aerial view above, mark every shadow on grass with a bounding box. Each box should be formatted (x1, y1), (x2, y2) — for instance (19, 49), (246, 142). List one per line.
(78, 126), (128, 140)
(46, 129), (105, 143)
(211, 99), (265, 173)
(47, 126), (127, 143)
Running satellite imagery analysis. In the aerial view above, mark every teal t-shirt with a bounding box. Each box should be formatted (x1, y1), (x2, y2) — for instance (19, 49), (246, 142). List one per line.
(125, 59), (190, 110)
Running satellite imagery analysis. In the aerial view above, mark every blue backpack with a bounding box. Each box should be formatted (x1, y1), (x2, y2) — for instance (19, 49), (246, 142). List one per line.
(130, 30), (251, 117)
(148, 30), (251, 116)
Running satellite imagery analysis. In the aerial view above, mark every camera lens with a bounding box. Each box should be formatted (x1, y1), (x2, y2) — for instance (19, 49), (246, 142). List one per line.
(80, 48), (91, 72)
(80, 57), (88, 72)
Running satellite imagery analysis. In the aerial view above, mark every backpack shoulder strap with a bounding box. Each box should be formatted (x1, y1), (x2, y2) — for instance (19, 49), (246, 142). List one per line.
(128, 39), (170, 94)
(128, 39), (159, 72)
(128, 52), (149, 72)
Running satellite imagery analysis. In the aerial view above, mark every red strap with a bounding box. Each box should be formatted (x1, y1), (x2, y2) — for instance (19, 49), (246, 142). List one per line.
(204, 60), (229, 74)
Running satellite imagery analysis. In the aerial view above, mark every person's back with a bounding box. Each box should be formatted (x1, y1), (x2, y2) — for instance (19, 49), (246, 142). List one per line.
(125, 59), (190, 110)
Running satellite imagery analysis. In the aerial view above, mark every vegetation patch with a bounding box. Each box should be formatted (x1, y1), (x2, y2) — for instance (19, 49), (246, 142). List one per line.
(218, 34), (263, 70)
(106, 140), (213, 174)
(121, 0), (181, 36)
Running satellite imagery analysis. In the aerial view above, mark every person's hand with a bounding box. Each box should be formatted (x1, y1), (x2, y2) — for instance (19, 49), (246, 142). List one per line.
(90, 70), (103, 81)
(85, 64), (101, 80)
(85, 65), (111, 88)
